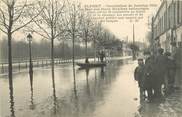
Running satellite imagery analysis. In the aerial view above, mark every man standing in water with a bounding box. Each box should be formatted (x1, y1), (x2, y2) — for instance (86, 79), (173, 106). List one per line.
(134, 58), (145, 99)
(143, 51), (155, 101)
(153, 48), (167, 97)
(100, 51), (105, 62)
(173, 45), (182, 89)
(164, 52), (176, 95)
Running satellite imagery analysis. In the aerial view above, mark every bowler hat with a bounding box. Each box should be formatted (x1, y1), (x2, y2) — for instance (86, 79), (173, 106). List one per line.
(164, 52), (171, 56)
(137, 58), (143, 61)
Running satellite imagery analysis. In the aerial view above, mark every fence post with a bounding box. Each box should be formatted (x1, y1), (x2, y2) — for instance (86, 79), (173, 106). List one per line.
(19, 62), (21, 71)
(46, 60), (48, 66)
(42, 60), (43, 67)
(37, 61), (39, 67)
(1, 64), (4, 73)
(26, 61), (28, 68)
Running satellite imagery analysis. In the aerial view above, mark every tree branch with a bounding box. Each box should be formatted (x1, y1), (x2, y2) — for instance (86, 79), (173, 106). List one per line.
(0, 27), (8, 34)
(32, 19), (51, 39)
(11, 6), (44, 33)
(25, 26), (49, 40)
(1, 0), (9, 6)
(13, 0), (27, 22)
(0, 8), (8, 29)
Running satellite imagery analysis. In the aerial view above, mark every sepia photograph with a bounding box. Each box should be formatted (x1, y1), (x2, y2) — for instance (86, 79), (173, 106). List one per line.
(0, 0), (182, 117)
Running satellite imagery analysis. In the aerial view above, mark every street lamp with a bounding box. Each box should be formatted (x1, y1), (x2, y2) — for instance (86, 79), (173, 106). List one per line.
(27, 33), (33, 74)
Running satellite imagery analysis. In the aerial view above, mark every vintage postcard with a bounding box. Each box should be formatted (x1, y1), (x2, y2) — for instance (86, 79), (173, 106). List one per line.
(0, 0), (182, 117)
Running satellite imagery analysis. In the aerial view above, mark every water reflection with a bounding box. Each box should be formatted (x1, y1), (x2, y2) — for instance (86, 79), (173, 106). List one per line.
(73, 66), (77, 100)
(29, 72), (35, 110)
(100, 66), (105, 79)
(94, 69), (97, 81)
(73, 66), (79, 117)
(63, 64), (117, 117)
(29, 72), (33, 91)
(86, 69), (90, 96)
(36, 63), (116, 117)
(138, 100), (165, 117)
(52, 70), (57, 114)
(137, 90), (182, 117)
(6, 59), (182, 117)
(9, 86), (15, 117)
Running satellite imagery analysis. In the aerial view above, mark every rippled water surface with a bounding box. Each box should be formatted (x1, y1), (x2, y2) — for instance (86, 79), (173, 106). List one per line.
(1, 59), (182, 117)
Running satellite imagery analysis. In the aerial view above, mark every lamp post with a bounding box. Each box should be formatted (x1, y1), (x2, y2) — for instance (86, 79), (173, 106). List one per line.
(27, 33), (33, 74)
(132, 24), (136, 60)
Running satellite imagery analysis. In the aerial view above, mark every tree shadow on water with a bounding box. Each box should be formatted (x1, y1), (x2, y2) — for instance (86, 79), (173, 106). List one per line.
(9, 84), (15, 117)
(29, 72), (36, 110)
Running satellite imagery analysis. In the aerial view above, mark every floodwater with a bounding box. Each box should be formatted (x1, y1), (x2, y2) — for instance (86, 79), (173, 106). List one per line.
(1, 59), (182, 117)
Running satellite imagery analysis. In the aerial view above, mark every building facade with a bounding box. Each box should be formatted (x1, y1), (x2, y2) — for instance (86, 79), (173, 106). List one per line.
(153, 0), (182, 53)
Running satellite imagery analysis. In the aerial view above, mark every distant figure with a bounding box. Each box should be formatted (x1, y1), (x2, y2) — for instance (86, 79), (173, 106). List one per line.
(134, 58), (145, 99)
(164, 52), (176, 94)
(100, 51), (105, 62)
(85, 57), (89, 63)
(96, 51), (100, 61)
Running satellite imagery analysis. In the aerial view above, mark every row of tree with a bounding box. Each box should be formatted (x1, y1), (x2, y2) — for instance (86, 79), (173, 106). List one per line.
(0, 0), (126, 90)
(0, 38), (96, 62)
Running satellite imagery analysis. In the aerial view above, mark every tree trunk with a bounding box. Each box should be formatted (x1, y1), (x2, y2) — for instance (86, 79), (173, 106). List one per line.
(72, 33), (75, 68)
(94, 39), (96, 63)
(85, 37), (88, 59)
(51, 37), (54, 78)
(51, 36), (56, 109)
(62, 41), (65, 59)
(8, 31), (13, 89)
(132, 49), (136, 60)
(8, 30), (15, 117)
(29, 40), (33, 74)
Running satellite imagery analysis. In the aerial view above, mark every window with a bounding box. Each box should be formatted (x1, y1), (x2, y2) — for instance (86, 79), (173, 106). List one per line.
(170, 4), (174, 28)
(164, 12), (167, 30)
(180, 1), (182, 23)
(168, 6), (170, 29)
(163, 16), (164, 32)
(177, 0), (180, 24)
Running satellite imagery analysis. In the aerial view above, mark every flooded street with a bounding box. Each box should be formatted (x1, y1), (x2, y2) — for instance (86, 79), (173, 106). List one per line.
(1, 59), (182, 117)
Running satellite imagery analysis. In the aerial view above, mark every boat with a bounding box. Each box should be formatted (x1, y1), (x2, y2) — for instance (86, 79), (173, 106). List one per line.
(76, 62), (106, 68)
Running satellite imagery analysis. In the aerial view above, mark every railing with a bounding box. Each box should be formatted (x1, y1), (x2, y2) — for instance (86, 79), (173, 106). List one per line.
(0, 58), (83, 74)
(0, 56), (132, 74)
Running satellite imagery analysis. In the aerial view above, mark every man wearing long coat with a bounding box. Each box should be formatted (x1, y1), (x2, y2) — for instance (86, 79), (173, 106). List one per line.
(153, 48), (168, 97)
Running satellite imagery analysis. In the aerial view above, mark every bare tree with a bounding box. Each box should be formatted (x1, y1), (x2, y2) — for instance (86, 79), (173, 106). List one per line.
(0, 0), (42, 89)
(91, 22), (102, 62)
(65, 2), (82, 67)
(79, 13), (94, 61)
(95, 28), (110, 49)
(26, 0), (67, 78)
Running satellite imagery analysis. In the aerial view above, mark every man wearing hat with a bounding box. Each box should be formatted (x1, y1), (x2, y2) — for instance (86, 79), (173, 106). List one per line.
(143, 51), (155, 101)
(153, 48), (168, 97)
(134, 58), (145, 99)
(164, 52), (176, 94)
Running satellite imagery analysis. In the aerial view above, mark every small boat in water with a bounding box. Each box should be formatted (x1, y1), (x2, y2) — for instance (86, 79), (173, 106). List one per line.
(76, 62), (106, 68)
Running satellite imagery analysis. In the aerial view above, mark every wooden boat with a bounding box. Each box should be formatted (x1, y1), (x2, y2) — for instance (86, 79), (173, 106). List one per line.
(76, 62), (106, 68)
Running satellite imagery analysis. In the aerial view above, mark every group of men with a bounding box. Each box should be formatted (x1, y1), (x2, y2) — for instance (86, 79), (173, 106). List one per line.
(134, 48), (176, 102)
(85, 51), (106, 63)
(97, 51), (105, 62)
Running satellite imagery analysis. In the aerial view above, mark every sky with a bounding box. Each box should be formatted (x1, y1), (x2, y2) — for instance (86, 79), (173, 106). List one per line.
(0, 0), (162, 43)
(78, 0), (162, 42)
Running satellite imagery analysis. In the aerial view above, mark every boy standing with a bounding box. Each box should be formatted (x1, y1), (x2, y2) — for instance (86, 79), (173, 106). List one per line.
(134, 59), (145, 99)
